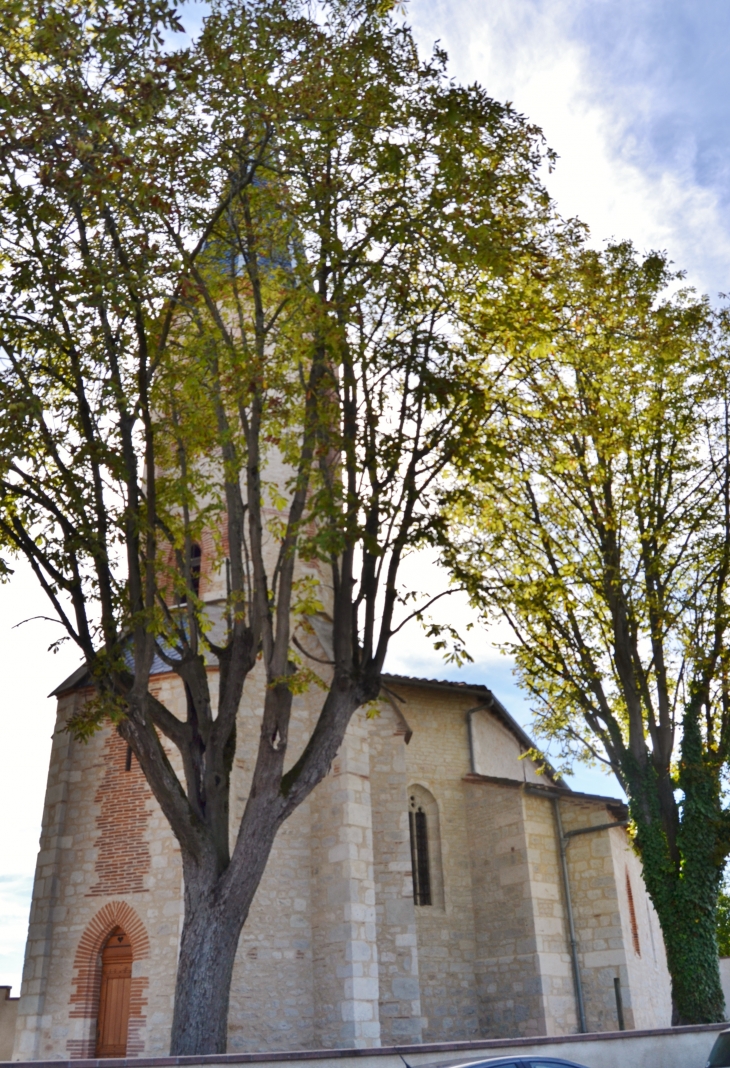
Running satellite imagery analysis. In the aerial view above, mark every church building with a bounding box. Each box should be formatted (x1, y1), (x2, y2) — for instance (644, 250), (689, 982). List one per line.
(11, 617), (672, 1059)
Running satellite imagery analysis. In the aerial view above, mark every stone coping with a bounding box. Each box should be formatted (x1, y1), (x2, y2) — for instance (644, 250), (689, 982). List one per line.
(4, 1023), (727, 1068)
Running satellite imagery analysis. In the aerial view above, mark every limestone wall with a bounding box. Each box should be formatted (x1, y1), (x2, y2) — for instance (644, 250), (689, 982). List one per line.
(464, 781), (545, 1038)
(369, 710), (422, 1045)
(396, 684), (480, 1044)
(12, 668), (673, 1061)
(720, 958), (730, 1020)
(310, 712), (381, 1049)
(469, 712), (543, 785)
(13, 666), (333, 1060)
(227, 670), (318, 1054)
(556, 800), (630, 1034)
(13, 689), (184, 1061)
(520, 792), (577, 1036)
(228, 797), (316, 1053)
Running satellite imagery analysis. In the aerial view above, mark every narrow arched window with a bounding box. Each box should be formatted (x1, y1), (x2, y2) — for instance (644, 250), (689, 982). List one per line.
(190, 542), (202, 596)
(626, 869), (641, 956)
(409, 794), (432, 906)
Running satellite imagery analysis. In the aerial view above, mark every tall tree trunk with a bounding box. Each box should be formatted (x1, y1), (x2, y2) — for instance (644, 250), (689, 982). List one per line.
(634, 842), (725, 1024)
(170, 887), (245, 1055)
(627, 715), (726, 1025)
(170, 824), (281, 1054)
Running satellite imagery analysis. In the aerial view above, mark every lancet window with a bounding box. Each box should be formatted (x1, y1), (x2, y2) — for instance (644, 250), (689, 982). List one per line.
(409, 796), (432, 906)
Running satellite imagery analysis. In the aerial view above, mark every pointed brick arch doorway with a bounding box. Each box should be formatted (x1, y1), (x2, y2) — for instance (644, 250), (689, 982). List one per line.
(96, 927), (132, 1057)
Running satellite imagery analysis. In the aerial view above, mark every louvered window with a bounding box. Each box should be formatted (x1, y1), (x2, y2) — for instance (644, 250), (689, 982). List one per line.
(179, 542), (202, 604)
(190, 542), (202, 595)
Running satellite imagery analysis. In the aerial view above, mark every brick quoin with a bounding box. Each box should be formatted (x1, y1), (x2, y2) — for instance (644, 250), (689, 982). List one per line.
(88, 730), (151, 897)
(67, 901), (150, 1058)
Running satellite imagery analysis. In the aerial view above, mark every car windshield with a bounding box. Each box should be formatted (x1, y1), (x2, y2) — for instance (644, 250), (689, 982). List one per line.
(707, 1033), (730, 1067)
(530, 1061), (584, 1068)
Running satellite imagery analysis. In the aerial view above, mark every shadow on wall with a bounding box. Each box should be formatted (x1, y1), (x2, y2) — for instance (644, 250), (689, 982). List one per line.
(0, 987), (18, 1060)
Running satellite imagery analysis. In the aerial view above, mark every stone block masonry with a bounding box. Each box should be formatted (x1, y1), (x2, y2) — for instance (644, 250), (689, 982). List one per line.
(0, 990), (18, 1062)
(464, 781), (547, 1038)
(311, 711), (381, 1049)
(12, 671), (672, 1059)
(369, 706), (422, 1046)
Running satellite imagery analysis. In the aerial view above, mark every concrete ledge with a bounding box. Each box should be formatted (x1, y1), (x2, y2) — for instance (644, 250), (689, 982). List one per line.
(3, 1023), (727, 1068)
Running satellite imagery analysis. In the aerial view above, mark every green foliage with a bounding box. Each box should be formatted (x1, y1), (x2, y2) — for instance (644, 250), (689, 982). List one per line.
(447, 238), (730, 1022)
(0, 0), (556, 1049)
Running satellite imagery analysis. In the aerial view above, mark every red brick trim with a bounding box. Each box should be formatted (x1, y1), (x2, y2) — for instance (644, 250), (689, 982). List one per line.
(88, 731), (151, 896)
(67, 902), (150, 1059)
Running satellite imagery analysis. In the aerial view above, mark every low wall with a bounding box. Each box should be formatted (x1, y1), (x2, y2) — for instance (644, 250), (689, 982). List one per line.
(2, 1023), (726, 1068)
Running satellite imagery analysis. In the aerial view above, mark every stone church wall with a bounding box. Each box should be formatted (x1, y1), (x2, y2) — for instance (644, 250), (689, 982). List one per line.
(310, 712), (380, 1049)
(0, 989), (19, 1061)
(464, 780), (547, 1038)
(13, 670), (672, 1061)
(520, 792), (578, 1036)
(13, 692), (183, 1061)
(557, 799), (632, 1034)
(226, 670), (317, 1054)
(610, 824), (671, 1028)
(227, 798), (315, 1053)
(369, 712), (422, 1046)
(396, 683), (481, 1043)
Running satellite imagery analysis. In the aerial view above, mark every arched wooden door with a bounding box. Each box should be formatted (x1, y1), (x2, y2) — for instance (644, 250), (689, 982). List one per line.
(96, 927), (132, 1058)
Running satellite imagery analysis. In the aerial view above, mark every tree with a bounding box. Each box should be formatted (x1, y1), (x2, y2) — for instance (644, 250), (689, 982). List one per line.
(0, 0), (553, 1051)
(446, 241), (730, 1024)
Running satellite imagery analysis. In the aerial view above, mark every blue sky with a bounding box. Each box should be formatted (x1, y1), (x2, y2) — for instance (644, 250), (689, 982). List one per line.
(405, 0), (730, 301)
(1, 0), (730, 996)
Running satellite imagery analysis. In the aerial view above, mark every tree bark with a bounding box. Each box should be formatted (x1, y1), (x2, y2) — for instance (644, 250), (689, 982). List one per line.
(170, 834), (278, 1055)
(170, 888), (243, 1055)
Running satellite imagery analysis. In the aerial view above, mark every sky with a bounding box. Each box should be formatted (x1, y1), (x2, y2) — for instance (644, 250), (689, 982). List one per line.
(2, 0), (730, 996)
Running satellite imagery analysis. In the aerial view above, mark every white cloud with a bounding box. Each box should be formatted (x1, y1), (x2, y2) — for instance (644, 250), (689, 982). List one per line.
(409, 0), (730, 295)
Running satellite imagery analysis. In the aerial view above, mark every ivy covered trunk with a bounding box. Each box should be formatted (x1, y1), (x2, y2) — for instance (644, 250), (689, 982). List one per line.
(661, 892), (724, 1024)
(628, 709), (726, 1025)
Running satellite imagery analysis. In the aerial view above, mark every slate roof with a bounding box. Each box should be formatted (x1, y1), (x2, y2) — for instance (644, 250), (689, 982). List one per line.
(49, 647), (175, 697)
